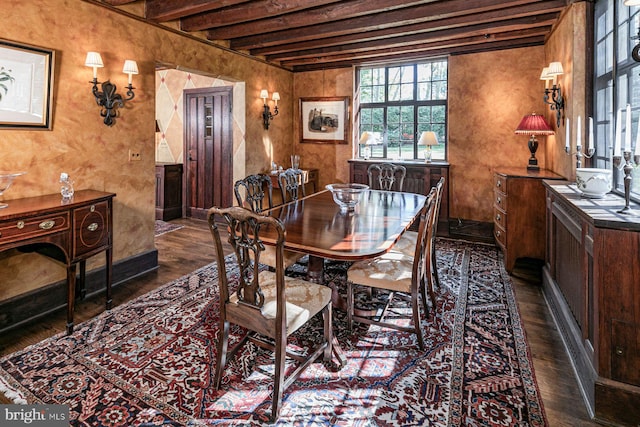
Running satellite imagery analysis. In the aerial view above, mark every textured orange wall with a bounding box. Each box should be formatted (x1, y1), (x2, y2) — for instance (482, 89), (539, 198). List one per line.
(0, 0), (293, 274)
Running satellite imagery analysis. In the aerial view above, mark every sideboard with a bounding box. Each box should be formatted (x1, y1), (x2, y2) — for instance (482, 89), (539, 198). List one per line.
(348, 159), (449, 232)
(543, 182), (640, 426)
(0, 190), (115, 334)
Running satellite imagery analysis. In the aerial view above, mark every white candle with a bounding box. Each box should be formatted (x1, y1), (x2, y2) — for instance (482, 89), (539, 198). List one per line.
(588, 117), (594, 151)
(576, 116), (582, 149)
(625, 104), (632, 152)
(565, 118), (570, 151)
(614, 109), (622, 157)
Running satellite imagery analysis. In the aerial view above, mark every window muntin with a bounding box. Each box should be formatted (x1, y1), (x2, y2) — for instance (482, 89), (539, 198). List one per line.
(357, 60), (448, 161)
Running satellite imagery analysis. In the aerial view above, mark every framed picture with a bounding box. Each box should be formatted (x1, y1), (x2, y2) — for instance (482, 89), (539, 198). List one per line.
(300, 97), (349, 144)
(0, 39), (55, 130)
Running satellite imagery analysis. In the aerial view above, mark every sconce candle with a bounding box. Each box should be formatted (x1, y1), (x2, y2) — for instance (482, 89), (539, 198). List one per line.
(588, 117), (595, 151)
(565, 117), (570, 151)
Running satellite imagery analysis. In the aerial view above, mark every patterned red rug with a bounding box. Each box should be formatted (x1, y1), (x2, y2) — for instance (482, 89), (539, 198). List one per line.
(155, 220), (184, 237)
(0, 239), (547, 426)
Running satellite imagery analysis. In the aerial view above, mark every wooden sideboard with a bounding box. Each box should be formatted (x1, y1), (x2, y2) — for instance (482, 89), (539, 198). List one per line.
(156, 163), (183, 221)
(0, 190), (115, 334)
(493, 168), (564, 272)
(348, 159), (449, 232)
(543, 182), (640, 426)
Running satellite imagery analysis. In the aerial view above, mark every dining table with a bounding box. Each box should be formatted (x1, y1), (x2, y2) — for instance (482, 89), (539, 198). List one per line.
(261, 188), (427, 306)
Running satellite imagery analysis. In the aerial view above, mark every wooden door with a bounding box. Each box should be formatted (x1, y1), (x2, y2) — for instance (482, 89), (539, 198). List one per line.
(183, 87), (233, 219)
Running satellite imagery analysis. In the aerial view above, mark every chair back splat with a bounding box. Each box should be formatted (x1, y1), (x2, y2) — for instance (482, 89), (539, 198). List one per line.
(278, 168), (306, 203)
(367, 163), (407, 191)
(234, 173), (273, 213)
(208, 206), (334, 422)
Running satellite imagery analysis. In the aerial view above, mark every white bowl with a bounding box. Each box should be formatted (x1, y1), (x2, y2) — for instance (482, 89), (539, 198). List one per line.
(326, 183), (369, 212)
(575, 168), (612, 198)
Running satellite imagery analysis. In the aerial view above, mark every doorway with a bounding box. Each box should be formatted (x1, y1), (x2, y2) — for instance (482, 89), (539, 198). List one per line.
(183, 86), (234, 219)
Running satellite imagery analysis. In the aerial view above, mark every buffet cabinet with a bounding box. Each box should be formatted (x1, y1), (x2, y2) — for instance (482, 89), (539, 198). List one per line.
(348, 160), (449, 231)
(493, 168), (564, 272)
(543, 182), (640, 426)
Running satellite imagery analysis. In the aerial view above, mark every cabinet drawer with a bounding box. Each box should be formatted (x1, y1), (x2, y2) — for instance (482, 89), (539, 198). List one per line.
(494, 207), (506, 231)
(494, 222), (506, 248)
(73, 201), (109, 257)
(494, 191), (508, 212)
(494, 174), (507, 194)
(0, 212), (69, 244)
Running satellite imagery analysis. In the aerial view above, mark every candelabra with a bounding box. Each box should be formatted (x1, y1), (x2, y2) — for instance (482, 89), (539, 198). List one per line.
(566, 145), (595, 169)
(613, 150), (640, 214)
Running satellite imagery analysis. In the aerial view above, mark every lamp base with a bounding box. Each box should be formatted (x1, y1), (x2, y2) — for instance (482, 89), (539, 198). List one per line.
(424, 148), (433, 163)
(527, 135), (539, 171)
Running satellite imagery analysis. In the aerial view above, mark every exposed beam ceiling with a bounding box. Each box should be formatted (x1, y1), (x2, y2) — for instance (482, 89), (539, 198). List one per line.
(99, 0), (567, 72)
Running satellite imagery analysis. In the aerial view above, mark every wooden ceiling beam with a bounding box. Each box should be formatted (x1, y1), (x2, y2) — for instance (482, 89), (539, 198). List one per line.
(279, 29), (548, 67)
(262, 13), (557, 61)
(145, 0), (250, 22)
(205, 0), (533, 40)
(179, 0), (344, 31)
(231, 0), (565, 50)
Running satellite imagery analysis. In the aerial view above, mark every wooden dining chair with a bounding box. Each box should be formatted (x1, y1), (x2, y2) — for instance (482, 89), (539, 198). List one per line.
(278, 168), (306, 203)
(367, 163), (407, 191)
(346, 187), (437, 350)
(208, 206), (334, 422)
(390, 177), (445, 304)
(233, 174), (301, 269)
(233, 173), (273, 213)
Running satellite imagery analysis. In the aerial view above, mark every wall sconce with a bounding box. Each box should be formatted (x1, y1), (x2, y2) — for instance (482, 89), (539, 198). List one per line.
(261, 89), (279, 129)
(418, 131), (439, 163)
(540, 61), (565, 128)
(85, 52), (138, 126)
(514, 113), (555, 170)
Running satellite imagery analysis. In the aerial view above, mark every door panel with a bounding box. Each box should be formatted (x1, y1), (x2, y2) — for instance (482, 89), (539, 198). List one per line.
(184, 87), (233, 220)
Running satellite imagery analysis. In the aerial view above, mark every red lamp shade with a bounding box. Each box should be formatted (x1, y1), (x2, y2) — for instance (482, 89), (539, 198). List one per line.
(514, 113), (555, 170)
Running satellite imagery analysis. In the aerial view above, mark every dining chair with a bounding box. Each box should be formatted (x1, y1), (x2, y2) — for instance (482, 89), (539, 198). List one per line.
(391, 177), (445, 304)
(233, 174), (301, 269)
(278, 168), (306, 203)
(208, 206), (334, 422)
(346, 187), (437, 350)
(367, 163), (407, 191)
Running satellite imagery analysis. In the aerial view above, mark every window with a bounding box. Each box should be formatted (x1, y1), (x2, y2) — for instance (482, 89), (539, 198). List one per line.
(356, 60), (448, 161)
(594, 0), (640, 200)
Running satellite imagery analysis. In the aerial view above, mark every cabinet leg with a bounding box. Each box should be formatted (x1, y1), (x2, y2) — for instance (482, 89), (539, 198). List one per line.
(105, 248), (113, 310)
(66, 263), (77, 335)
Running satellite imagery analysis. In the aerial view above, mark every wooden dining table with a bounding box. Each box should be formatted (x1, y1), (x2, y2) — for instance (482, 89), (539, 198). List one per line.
(261, 188), (427, 306)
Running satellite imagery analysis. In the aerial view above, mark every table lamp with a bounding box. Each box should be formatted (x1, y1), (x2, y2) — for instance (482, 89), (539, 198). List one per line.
(359, 131), (375, 159)
(514, 113), (554, 170)
(418, 131), (439, 162)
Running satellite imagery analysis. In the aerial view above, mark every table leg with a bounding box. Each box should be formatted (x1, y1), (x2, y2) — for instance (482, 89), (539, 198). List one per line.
(66, 263), (77, 335)
(308, 255), (348, 311)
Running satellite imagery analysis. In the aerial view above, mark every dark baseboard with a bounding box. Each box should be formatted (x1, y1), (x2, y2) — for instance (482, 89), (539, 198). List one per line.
(0, 249), (158, 334)
(447, 219), (495, 244)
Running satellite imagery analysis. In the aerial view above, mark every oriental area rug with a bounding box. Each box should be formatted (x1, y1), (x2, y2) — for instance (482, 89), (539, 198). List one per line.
(154, 219), (184, 237)
(0, 239), (547, 426)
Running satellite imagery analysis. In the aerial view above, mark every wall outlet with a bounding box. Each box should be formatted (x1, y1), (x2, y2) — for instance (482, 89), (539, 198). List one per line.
(128, 150), (141, 162)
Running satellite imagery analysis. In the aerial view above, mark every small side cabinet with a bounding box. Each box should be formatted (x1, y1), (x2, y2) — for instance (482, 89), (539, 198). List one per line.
(156, 163), (183, 221)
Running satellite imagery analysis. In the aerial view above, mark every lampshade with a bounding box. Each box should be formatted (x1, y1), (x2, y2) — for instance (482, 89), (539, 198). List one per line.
(515, 113), (555, 135)
(122, 60), (139, 75)
(539, 67), (552, 81)
(418, 131), (439, 146)
(84, 52), (104, 68)
(624, 0), (640, 5)
(260, 89), (269, 100)
(546, 61), (564, 76)
(359, 132), (379, 145)
(272, 92), (280, 101)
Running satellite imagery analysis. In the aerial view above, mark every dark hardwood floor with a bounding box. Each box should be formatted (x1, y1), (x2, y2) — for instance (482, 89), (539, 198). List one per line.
(0, 218), (601, 426)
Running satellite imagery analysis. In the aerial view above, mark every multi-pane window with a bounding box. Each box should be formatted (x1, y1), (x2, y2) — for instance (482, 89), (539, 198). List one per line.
(594, 0), (640, 200)
(357, 60), (448, 161)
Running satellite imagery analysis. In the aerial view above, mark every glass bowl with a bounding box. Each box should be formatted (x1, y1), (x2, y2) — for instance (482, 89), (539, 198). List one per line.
(0, 171), (26, 208)
(325, 183), (369, 212)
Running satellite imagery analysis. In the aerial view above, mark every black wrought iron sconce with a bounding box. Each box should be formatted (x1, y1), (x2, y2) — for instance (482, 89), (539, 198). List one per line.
(260, 89), (279, 130)
(85, 52), (138, 126)
(540, 62), (565, 128)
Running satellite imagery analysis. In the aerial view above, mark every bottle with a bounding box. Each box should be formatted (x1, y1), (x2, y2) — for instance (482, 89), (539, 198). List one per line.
(60, 172), (74, 200)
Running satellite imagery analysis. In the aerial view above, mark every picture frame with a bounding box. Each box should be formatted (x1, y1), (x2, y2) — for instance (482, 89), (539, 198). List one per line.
(0, 39), (55, 130)
(299, 97), (349, 144)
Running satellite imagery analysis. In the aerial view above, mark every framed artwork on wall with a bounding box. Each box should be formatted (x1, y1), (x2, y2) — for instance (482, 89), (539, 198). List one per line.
(299, 97), (349, 144)
(0, 39), (55, 130)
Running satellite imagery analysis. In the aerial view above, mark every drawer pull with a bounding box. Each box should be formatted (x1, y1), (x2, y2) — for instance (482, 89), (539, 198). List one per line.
(497, 196), (502, 205)
(39, 220), (56, 230)
(496, 213), (501, 222)
(87, 222), (99, 232)
(90, 205), (96, 212)
(496, 180), (502, 188)
(17, 221), (25, 229)
(496, 230), (501, 237)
